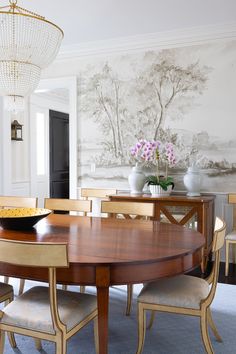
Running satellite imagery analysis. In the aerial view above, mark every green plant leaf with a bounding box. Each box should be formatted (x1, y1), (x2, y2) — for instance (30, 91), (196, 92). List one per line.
(145, 175), (174, 190)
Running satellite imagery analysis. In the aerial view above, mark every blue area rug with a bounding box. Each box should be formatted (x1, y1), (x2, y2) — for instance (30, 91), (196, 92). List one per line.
(1, 280), (236, 353)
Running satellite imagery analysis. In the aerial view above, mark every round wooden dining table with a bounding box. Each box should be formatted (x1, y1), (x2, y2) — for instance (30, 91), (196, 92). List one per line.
(0, 214), (205, 354)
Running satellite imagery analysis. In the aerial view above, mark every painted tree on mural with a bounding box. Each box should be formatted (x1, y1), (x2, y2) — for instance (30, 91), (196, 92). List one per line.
(80, 63), (130, 163)
(136, 51), (209, 140)
(81, 50), (210, 165)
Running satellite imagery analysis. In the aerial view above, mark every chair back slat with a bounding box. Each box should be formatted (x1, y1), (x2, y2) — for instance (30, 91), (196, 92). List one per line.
(0, 196), (37, 208)
(0, 239), (68, 268)
(212, 217), (226, 252)
(44, 198), (91, 213)
(228, 194), (236, 204)
(204, 217), (226, 306)
(101, 201), (154, 218)
(81, 188), (117, 199)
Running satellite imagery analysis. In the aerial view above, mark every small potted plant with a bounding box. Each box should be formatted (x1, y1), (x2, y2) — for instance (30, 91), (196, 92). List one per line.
(142, 141), (176, 196)
(145, 175), (174, 195)
(130, 139), (176, 196)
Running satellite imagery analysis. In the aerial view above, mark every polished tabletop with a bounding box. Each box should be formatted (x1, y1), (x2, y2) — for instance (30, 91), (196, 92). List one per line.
(0, 214), (205, 354)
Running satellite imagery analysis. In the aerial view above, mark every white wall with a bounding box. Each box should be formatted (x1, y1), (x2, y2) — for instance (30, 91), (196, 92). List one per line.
(11, 107), (30, 193)
(1, 103), (12, 195)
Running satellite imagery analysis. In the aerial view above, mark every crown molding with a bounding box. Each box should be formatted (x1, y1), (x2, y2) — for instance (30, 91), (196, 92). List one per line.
(56, 23), (236, 61)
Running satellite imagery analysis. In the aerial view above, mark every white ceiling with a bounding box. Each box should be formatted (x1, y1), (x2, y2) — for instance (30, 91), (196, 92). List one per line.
(18, 0), (236, 49)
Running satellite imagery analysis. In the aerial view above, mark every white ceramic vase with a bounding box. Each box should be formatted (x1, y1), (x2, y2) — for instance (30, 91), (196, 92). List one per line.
(128, 164), (146, 195)
(149, 185), (172, 197)
(183, 166), (202, 197)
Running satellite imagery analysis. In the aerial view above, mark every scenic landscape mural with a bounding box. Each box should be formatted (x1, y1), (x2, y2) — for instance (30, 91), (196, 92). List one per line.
(77, 40), (236, 192)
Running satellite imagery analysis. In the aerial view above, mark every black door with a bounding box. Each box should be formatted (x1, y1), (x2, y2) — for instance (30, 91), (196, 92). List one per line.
(49, 110), (69, 198)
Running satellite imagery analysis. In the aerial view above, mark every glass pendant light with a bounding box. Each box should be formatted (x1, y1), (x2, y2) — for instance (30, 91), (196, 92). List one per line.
(0, 0), (63, 111)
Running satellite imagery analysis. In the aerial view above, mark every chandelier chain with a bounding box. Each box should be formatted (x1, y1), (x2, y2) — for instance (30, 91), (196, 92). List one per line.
(0, 1), (45, 19)
(15, 5), (45, 19)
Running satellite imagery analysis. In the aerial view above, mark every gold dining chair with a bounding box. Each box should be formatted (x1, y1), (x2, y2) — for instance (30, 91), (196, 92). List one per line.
(44, 198), (92, 216)
(0, 281), (15, 350)
(81, 188), (117, 200)
(225, 194), (236, 276)
(0, 196), (38, 296)
(101, 200), (155, 316)
(44, 198), (92, 292)
(81, 188), (117, 216)
(0, 196), (37, 210)
(0, 239), (98, 354)
(136, 217), (226, 354)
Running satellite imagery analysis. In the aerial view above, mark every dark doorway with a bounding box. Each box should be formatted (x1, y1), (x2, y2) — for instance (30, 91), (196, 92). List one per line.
(49, 110), (69, 198)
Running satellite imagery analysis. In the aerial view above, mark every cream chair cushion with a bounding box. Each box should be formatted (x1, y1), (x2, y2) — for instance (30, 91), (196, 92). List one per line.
(138, 275), (210, 309)
(1, 286), (97, 334)
(0, 282), (13, 297)
(225, 231), (236, 241)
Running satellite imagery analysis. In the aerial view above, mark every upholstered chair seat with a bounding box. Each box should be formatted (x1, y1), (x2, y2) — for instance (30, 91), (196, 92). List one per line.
(1, 286), (97, 334)
(138, 275), (209, 310)
(225, 231), (236, 241)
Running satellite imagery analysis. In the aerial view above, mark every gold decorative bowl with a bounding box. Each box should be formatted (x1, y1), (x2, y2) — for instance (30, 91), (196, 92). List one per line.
(0, 208), (51, 230)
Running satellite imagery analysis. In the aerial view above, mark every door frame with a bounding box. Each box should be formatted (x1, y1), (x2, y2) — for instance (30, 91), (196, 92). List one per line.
(30, 76), (77, 199)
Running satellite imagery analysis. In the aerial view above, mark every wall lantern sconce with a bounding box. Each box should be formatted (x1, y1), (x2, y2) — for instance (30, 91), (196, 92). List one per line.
(11, 120), (23, 141)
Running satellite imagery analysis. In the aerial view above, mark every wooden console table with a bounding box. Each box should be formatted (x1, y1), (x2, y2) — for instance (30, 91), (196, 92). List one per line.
(109, 193), (215, 272)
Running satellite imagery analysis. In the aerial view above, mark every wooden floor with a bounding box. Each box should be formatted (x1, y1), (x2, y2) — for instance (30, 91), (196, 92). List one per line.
(218, 262), (236, 285)
(189, 262), (236, 285)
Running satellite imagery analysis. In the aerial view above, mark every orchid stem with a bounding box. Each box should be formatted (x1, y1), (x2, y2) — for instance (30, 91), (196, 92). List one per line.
(165, 162), (168, 179)
(156, 161), (159, 183)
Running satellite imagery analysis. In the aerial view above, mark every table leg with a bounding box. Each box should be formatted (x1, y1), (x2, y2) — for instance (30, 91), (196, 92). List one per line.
(96, 266), (110, 354)
(97, 285), (109, 354)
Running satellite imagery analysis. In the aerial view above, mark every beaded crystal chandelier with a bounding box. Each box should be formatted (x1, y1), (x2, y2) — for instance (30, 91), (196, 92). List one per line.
(0, 0), (63, 111)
